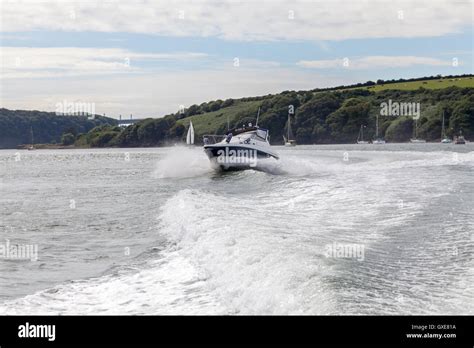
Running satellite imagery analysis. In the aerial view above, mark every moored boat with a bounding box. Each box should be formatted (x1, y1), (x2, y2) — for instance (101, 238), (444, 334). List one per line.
(373, 114), (386, 144)
(454, 131), (466, 145)
(410, 117), (426, 143)
(356, 125), (369, 144)
(283, 113), (296, 147)
(440, 111), (452, 143)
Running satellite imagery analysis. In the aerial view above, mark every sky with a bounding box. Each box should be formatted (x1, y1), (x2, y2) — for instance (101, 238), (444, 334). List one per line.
(0, 0), (473, 118)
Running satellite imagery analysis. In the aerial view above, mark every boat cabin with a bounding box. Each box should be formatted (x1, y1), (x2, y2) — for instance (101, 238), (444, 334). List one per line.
(227, 126), (269, 141)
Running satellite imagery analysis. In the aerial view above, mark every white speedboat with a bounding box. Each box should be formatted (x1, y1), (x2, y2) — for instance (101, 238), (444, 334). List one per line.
(203, 110), (279, 171)
(372, 138), (386, 144)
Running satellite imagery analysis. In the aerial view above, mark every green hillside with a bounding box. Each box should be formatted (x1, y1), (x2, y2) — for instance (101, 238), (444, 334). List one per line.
(79, 75), (473, 147)
(177, 100), (262, 136)
(171, 76), (474, 144)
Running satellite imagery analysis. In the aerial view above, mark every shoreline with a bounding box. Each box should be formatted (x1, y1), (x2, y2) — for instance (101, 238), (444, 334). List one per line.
(8, 141), (472, 151)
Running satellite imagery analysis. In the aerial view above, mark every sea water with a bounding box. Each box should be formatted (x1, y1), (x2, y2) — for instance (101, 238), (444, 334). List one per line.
(0, 144), (472, 314)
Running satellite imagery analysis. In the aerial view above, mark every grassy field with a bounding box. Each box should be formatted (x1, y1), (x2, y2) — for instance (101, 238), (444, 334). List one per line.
(363, 76), (474, 92)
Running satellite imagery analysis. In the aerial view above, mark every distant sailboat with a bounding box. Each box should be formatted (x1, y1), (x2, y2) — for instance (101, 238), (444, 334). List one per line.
(283, 113), (296, 146)
(356, 125), (369, 144)
(373, 114), (386, 144)
(27, 125), (35, 150)
(454, 130), (466, 145)
(440, 111), (452, 143)
(186, 121), (195, 145)
(410, 118), (426, 143)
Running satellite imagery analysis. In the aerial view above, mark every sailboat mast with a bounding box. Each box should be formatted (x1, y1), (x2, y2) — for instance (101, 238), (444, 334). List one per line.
(287, 113), (291, 140)
(376, 114), (379, 138)
(441, 110), (445, 138)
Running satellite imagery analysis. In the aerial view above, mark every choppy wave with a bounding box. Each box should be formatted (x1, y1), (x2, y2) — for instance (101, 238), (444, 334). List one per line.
(0, 146), (472, 314)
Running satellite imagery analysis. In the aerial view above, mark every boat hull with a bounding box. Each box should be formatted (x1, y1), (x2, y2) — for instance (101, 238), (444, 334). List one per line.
(204, 144), (279, 170)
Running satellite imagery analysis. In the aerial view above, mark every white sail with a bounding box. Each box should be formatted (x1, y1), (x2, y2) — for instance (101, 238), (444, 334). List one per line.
(186, 121), (194, 145)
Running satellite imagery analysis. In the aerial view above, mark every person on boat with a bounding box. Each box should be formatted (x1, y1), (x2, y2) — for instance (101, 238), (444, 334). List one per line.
(225, 133), (233, 143)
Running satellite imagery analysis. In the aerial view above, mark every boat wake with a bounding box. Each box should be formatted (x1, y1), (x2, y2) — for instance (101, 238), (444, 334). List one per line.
(152, 146), (212, 179)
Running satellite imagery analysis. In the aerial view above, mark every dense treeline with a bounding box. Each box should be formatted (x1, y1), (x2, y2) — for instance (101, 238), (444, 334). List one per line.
(75, 115), (183, 147)
(289, 87), (474, 143)
(78, 85), (474, 147)
(0, 108), (117, 148)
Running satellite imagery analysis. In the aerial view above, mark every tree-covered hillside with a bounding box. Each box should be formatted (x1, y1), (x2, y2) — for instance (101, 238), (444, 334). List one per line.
(77, 84), (474, 147)
(0, 109), (117, 148)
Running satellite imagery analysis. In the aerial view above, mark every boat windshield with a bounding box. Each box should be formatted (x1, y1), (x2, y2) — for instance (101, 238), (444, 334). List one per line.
(230, 126), (257, 136)
(227, 126), (268, 140)
(256, 128), (268, 140)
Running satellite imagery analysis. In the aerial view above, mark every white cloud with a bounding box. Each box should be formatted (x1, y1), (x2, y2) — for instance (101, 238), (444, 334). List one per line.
(0, 47), (207, 78)
(0, 68), (354, 117)
(297, 59), (344, 69)
(0, 0), (471, 41)
(297, 56), (454, 69)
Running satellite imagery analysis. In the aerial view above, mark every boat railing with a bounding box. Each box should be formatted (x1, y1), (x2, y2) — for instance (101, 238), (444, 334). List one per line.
(202, 134), (227, 145)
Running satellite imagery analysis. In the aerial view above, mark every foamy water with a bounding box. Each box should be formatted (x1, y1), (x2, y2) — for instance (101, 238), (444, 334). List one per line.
(0, 145), (473, 314)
